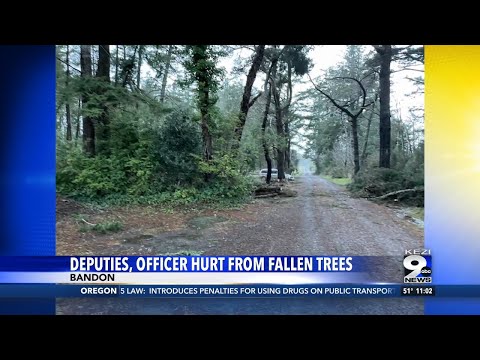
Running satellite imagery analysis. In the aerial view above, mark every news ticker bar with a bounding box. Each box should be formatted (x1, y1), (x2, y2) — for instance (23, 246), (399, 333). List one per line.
(0, 284), (480, 298)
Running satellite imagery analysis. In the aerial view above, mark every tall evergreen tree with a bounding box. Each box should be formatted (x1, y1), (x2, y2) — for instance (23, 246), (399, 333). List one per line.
(80, 45), (95, 156)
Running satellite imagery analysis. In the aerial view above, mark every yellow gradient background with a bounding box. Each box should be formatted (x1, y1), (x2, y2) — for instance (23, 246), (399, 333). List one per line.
(426, 45), (480, 280)
(427, 46), (480, 176)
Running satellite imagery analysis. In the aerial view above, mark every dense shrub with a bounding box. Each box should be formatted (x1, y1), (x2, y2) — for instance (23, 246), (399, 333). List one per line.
(57, 108), (254, 206)
(154, 108), (202, 188)
(197, 154), (256, 200)
(348, 167), (423, 206)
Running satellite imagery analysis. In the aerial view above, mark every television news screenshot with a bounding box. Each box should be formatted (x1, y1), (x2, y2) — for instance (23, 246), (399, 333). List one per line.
(0, 45), (478, 315)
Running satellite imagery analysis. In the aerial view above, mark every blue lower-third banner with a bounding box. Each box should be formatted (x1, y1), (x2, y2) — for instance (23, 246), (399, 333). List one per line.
(0, 284), (397, 298)
(0, 284), (472, 298)
(0, 284), (479, 298)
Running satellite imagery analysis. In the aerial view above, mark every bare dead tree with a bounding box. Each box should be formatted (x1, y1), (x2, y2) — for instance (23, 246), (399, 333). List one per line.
(309, 74), (374, 174)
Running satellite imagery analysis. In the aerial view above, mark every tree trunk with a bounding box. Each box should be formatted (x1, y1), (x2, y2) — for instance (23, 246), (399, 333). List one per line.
(285, 121), (291, 173)
(97, 45), (110, 81)
(351, 116), (360, 174)
(410, 124), (415, 154)
(262, 84), (273, 184)
(344, 117), (349, 170)
(234, 45), (265, 144)
(400, 126), (406, 154)
(361, 96), (377, 166)
(65, 45), (72, 141)
(200, 75), (213, 167)
(310, 72), (374, 177)
(96, 45), (110, 155)
(201, 100), (213, 183)
(275, 125), (285, 180)
(136, 45), (143, 89)
(315, 156), (321, 175)
(361, 110), (373, 166)
(190, 45), (216, 182)
(377, 45), (392, 168)
(160, 45), (173, 103)
(201, 111), (213, 163)
(65, 105), (72, 141)
(121, 45), (134, 88)
(277, 62), (294, 180)
(75, 98), (81, 141)
(271, 61), (285, 181)
(114, 45), (119, 86)
(80, 45), (95, 157)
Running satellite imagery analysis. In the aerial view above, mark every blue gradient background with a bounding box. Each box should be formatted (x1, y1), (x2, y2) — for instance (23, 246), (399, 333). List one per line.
(0, 46), (56, 314)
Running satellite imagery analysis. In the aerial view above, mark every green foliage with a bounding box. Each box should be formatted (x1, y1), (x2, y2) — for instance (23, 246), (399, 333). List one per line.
(197, 154), (240, 179)
(57, 152), (119, 198)
(183, 45), (225, 116)
(58, 104), (194, 197)
(144, 45), (177, 79)
(197, 154), (256, 200)
(408, 207), (424, 222)
(301, 45), (424, 206)
(57, 45), (424, 214)
(322, 176), (352, 186)
(403, 141), (424, 185)
(57, 109), (253, 207)
(56, 45), (257, 209)
(328, 163), (351, 179)
(154, 108), (202, 187)
(348, 167), (424, 206)
(211, 109), (238, 154)
(282, 45), (312, 76)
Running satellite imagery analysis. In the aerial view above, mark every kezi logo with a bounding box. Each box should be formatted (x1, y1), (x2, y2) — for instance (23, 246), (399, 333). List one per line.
(403, 249), (432, 283)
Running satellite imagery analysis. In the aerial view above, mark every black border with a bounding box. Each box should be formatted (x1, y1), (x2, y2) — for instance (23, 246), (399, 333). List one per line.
(3, 11), (480, 44)
(2, 315), (476, 343)
(2, 314), (477, 324)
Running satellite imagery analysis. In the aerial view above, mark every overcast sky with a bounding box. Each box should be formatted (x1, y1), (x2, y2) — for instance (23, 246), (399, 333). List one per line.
(140, 45), (424, 155)
(219, 45), (424, 155)
(140, 45), (424, 118)
(220, 45), (424, 118)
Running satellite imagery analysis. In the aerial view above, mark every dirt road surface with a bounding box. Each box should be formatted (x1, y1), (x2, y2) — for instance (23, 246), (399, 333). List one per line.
(57, 174), (424, 315)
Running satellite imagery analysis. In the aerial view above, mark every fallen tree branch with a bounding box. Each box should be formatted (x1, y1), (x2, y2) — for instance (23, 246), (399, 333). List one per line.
(255, 193), (279, 198)
(373, 187), (424, 200)
(255, 186), (282, 194)
(81, 218), (97, 226)
(279, 189), (297, 197)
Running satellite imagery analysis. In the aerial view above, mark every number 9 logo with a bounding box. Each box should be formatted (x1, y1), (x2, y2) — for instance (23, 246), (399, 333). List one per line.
(404, 255), (427, 278)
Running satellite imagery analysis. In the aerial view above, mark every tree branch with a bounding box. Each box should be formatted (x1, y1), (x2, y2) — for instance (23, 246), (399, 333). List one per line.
(331, 76), (374, 116)
(80, 218), (96, 226)
(373, 187), (424, 200)
(360, 71), (376, 83)
(373, 45), (383, 54)
(248, 92), (263, 108)
(229, 45), (256, 52)
(391, 67), (424, 74)
(307, 73), (356, 119)
(405, 76), (425, 86)
(235, 44), (266, 142)
(56, 56), (81, 73)
(264, 45), (288, 64)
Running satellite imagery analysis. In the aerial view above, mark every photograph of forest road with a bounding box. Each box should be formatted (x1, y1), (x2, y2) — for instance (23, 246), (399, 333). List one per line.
(56, 45), (424, 315)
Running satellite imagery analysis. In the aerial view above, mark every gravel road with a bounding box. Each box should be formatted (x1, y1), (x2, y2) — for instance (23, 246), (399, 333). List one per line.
(57, 174), (424, 315)
(204, 174), (423, 257)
